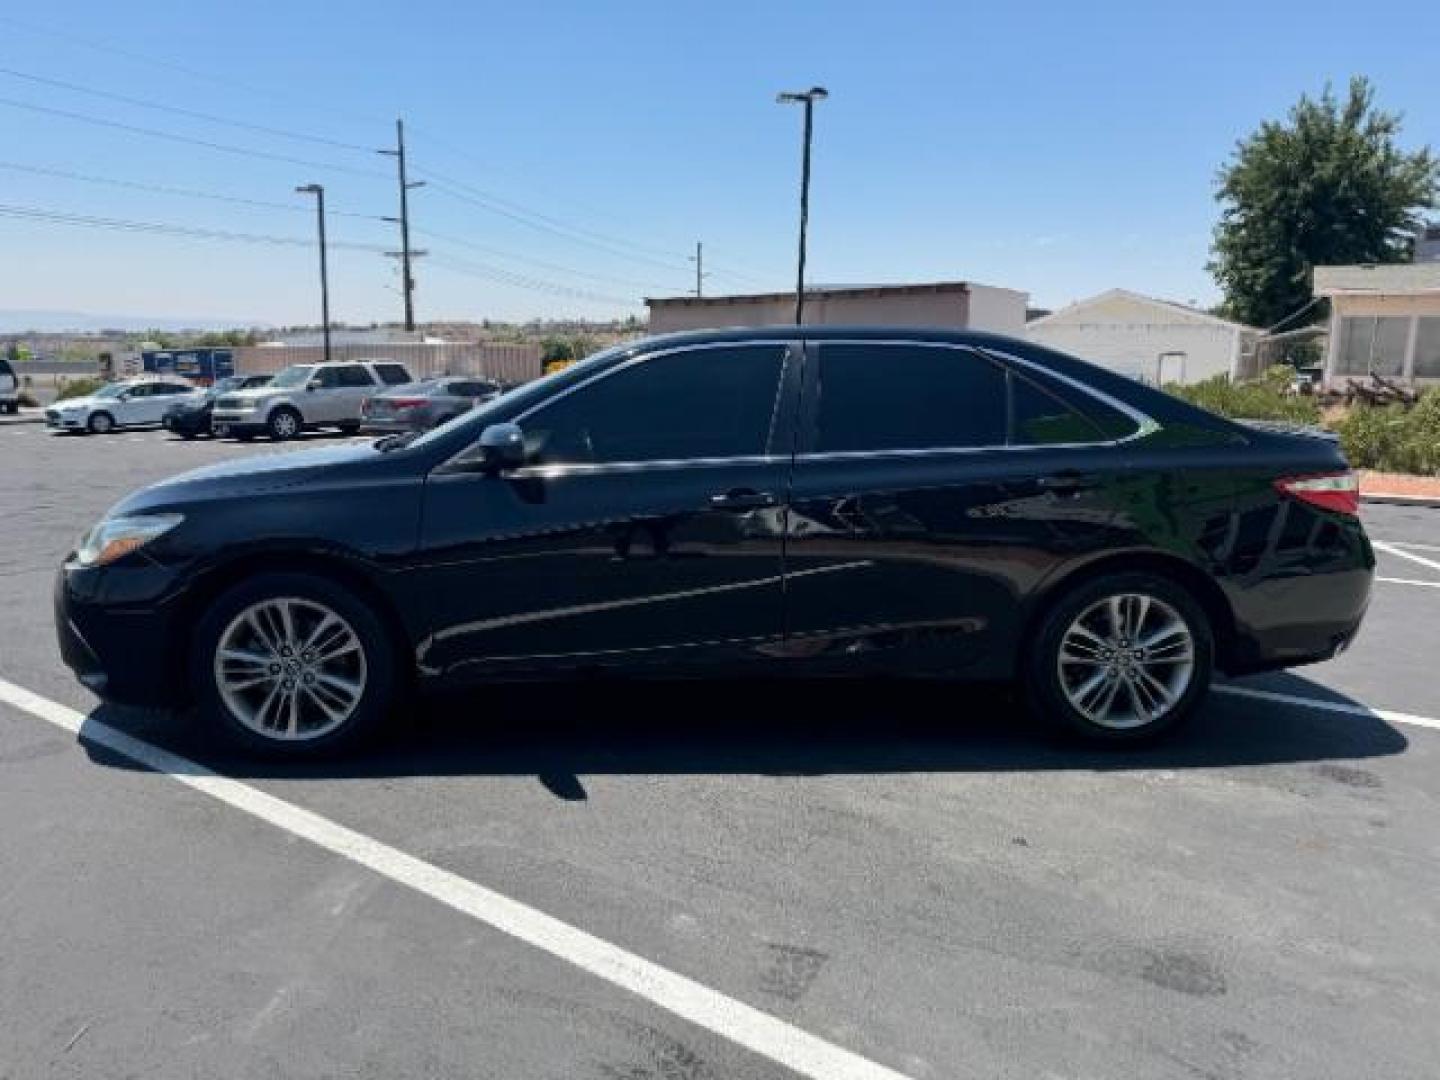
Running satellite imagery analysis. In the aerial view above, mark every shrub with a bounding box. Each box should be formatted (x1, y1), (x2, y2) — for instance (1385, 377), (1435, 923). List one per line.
(54, 377), (106, 402)
(17, 389), (39, 408)
(1164, 366), (1322, 425)
(1336, 389), (1440, 475)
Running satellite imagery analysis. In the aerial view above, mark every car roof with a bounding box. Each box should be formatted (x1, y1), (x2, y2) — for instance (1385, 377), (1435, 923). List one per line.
(628, 325), (1033, 350)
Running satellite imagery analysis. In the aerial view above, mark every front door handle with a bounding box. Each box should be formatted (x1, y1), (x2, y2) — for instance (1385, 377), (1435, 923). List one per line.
(709, 488), (777, 511)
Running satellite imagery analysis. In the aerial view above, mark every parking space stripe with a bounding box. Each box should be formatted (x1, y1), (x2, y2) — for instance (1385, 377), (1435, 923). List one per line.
(0, 676), (913, 1080)
(1376, 576), (1440, 589)
(1214, 684), (1440, 732)
(1373, 541), (1440, 576)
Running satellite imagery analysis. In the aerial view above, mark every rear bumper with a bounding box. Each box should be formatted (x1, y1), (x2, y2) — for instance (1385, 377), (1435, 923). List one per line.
(1222, 565), (1373, 676)
(55, 563), (189, 708)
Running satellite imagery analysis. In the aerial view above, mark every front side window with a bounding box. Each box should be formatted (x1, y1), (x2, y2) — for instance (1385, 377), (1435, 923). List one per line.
(269, 366), (315, 389)
(337, 365), (375, 388)
(815, 343), (1007, 453)
(524, 345), (786, 465)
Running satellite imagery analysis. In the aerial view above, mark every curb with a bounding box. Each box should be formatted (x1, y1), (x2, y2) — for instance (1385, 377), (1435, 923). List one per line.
(0, 412), (46, 427)
(1362, 492), (1440, 509)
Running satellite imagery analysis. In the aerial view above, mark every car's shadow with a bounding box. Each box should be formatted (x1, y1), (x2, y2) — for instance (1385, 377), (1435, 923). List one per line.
(82, 671), (1409, 800)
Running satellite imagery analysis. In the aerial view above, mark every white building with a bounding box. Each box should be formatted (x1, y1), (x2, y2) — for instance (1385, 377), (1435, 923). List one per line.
(646, 281), (1028, 336)
(1314, 263), (1440, 386)
(1024, 289), (1260, 384)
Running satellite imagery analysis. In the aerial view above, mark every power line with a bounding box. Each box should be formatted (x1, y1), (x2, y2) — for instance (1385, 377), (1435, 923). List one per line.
(0, 96), (390, 180)
(0, 160), (389, 221)
(0, 13), (384, 128)
(0, 202), (389, 251)
(0, 66), (375, 153)
(415, 226), (680, 292)
(426, 253), (636, 307)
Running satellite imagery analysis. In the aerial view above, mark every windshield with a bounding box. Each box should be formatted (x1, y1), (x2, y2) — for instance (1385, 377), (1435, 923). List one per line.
(268, 365), (315, 389)
(93, 383), (130, 398)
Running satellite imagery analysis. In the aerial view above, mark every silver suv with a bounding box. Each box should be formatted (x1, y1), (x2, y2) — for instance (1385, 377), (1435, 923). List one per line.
(211, 360), (413, 441)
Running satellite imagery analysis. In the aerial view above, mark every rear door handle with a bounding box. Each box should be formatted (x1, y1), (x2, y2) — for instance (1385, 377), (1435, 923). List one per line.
(1037, 471), (1099, 493)
(709, 488), (777, 511)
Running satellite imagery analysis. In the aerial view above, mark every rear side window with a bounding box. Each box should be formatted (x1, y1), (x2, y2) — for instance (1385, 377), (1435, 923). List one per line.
(815, 343), (1007, 452)
(1008, 373), (1106, 445)
(1008, 366), (1139, 441)
(375, 363), (412, 386)
(526, 345), (786, 464)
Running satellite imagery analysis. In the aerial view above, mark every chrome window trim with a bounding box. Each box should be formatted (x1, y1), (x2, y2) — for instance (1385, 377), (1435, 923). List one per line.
(794, 338), (1159, 463)
(440, 335), (1158, 475)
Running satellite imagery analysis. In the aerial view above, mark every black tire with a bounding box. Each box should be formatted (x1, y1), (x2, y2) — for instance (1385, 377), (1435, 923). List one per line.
(189, 571), (398, 758)
(1024, 571), (1213, 744)
(267, 407), (302, 441)
(87, 411), (116, 435)
(336, 421), (362, 436)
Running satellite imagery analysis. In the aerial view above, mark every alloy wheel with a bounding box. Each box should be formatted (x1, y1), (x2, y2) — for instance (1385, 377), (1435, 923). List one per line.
(213, 597), (367, 741)
(271, 411), (299, 439)
(1056, 592), (1195, 730)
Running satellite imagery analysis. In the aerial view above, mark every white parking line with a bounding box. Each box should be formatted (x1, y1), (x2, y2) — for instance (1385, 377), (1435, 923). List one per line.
(1214, 684), (1440, 732)
(1373, 540), (1440, 576)
(1375, 539), (1440, 555)
(1376, 576), (1440, 590)
(0, 676), (912, 1080)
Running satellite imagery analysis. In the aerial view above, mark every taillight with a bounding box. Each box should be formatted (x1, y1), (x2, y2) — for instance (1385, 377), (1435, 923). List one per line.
(1275, 471), (1360, 516)
(360, 397), (371, 414)
(390, 398), (425, 411)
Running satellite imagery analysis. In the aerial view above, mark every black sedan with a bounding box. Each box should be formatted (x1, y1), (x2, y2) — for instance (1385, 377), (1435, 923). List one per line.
(56, 327), (1373, 758)
(163, 374), (272, 439)
(360, 375), (504, 434)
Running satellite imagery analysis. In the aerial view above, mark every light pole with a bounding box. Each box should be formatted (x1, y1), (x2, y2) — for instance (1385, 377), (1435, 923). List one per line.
(776, 86), (827, 325)
(295, 184), (331, 365)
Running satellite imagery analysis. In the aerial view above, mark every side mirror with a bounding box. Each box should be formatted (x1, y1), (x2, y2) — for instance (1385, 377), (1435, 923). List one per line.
(306, 380), (321, 391)
(477, 422), (526, 473)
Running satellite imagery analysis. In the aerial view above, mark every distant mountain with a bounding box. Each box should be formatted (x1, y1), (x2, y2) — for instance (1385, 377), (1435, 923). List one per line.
(0, 309), (268, 333)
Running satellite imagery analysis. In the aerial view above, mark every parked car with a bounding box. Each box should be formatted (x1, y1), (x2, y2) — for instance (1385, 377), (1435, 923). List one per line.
(0, 352), (18, 414)
(210, 360), (413, 441)
(45, 376), (202, 434)
(56, 327), (1373, 758)
(360, 375), (505, 434)
(163, 374), (273, 439)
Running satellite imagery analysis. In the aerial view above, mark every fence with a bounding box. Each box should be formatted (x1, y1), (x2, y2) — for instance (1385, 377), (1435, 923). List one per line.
(231, 342), (543, 385)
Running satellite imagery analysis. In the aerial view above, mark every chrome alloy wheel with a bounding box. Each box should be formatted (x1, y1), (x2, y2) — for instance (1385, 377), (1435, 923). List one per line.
(1056, 593), (1195, 730)
(270, 411), (300, 438)
(214, 597), (367, 741)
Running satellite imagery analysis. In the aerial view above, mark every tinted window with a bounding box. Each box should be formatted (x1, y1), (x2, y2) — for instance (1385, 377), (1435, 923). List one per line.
(375, 363), (412, 386)
(125, 384), (154, 398)
(338, 365), (375, 388)
(526, 345), (785, 464)
(0, 356), (14, 379)
(815, 343), (1006, 452)
(1009, 373), (1104, 445)
(451, 380), (497, 397)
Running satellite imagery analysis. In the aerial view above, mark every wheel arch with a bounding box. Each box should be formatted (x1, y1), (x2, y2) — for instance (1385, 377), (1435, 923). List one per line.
(1023, 550), (1239, 673)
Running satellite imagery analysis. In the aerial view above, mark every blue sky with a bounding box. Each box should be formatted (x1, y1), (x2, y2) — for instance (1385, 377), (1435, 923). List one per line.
(1, 1), (1436, 327)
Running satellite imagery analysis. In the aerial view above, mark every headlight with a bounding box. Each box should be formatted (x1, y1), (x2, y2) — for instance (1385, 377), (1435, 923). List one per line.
(76, 513), (184, 567)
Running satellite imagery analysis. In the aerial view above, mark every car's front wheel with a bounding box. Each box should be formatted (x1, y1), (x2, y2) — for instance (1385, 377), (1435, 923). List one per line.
(190, 572), (397, 757)
(87, 411), (115, 435)
(267, 407), (301, 441)
(1025, 572), (1213, 743)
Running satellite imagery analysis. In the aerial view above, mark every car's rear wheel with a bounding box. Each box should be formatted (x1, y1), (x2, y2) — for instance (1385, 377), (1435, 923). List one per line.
(190, 572), (396, 757)
(267, 407), (301, 441)
(87, 411), (115, 434)
(1025, 572), (1212, 743)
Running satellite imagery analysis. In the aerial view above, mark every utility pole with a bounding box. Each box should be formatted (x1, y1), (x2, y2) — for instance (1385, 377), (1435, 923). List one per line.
(776, 87), (828, 325)
(689, 241), (708, 297)
(295, 184), (331, 365)
(379, 119), (425, 331)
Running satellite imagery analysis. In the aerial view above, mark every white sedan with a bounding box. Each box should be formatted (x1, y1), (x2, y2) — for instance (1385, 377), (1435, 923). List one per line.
(45, 378), (204, 434)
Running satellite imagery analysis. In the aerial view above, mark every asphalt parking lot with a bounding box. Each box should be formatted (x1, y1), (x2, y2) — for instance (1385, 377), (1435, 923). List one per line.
(3, 424), (1439, 1080)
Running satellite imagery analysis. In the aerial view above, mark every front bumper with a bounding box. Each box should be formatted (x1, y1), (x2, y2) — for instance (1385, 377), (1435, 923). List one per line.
(55, 561), (190, 707)
(46, 411), (86, 429)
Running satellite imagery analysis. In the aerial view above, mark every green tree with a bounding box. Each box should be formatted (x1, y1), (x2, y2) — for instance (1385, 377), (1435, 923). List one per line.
(1209, 77), (1439, 329)
(540, 336), (574, 364)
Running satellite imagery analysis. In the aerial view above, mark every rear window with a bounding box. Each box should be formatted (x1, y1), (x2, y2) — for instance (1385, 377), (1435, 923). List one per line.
(374, 363), (412, 386)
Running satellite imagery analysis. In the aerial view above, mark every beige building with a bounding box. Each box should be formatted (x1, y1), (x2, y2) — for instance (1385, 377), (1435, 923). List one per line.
(1314, 263), (1440, 386)
(646, 281), (1028, 336)
(1024, 289), (1260, 385)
